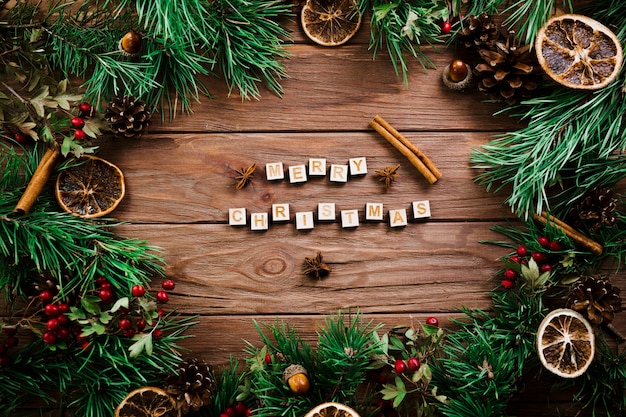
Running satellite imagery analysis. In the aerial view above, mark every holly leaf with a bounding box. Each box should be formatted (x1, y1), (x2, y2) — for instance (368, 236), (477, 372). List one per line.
(129, 333), (153, 358)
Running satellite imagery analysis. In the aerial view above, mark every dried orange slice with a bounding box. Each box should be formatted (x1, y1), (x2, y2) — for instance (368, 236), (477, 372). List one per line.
(55, 155), (125, 218)
(115, 386), (180, 417)
(535, 14), (623, 90)
(301, 0), (362, 47)
(304, 402), (361, 417)
(536, 308), (595, 378)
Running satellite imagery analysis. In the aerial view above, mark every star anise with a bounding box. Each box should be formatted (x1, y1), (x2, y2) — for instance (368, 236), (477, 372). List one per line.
(375, 164), (400, 188)
(303, 251), (331, 280)
(234, 163), (256, 190)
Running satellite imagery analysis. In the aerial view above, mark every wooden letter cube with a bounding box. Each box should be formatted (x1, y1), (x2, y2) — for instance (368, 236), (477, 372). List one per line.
(341, 209), (359, 228)
(412, 200), (431, 219)
(266, 162), (285, 181)
(289, 164), (307, 183)
(272, 203), (290, 222)
(250, 212), (269, 231)
(317, 202), (336, 221)
(329, 164), (348, 183)
(349, 157), (368, 175)
(365, 203), (384, 221)
(229, 208), (247, 226)
(389, 209), (408, 227)
(295, 212), (315, 230)
(308, 158), (327, 177)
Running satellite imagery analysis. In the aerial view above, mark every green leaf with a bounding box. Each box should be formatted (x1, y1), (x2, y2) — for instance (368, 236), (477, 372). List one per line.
(431, 386), (447, 404)
(68, 307), (86, 320)
(111, 297), (130, 313)
(81, 295), (102, 315)
(98, 312), (112, 324)
(129, 332), (153, 358)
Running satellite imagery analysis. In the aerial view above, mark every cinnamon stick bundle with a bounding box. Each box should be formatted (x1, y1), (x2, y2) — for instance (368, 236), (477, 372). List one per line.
(532, 211), (603, 256)
(14, 147), (61, 214)
(370, 115), (441, 184)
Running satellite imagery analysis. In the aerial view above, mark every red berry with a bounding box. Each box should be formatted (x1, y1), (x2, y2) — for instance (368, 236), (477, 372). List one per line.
(124, 328), (136, 338)
(57, 303), (70, 313)
(100, 282), (113, 290)
(503, 269), (518, 280)
(95, 276), (108, 285)
(509, 255), (521, 263)
(3, 327), (17, 337)
(407, 357), (420, 371)
(98, 289), (114, 303)
(441, 20), (452, 34)
(4, 336), (18, 348)
(516, 245), (528, 257)
(264, 353), (272, 364)
(70, 117), (85, 129)
(14, 133), (30, 145)
(221, 414), (230, 417)
(55, 327), (70, 340)
(234, 402), (247, 415)
(394, 359), (407, 374)
(78, 102), (92, 115)
(226, 407), (236, 417)
(531, 252), (548, 263)
(156, 291), (169, 303)
(426, 316), (439, 326)
(46, 319), (59, 331)
(537, 236), (549, 248)
(157, 308), (166, 317)
(0, 355), (9, 366)
(56, 315), (69, 326)
(42, 331), (56, 345)
(161, 279), (176, 291)
(44, 304), (59, 316)
(153, 329), (164, 340)
(81, 341), (92, 351)
(136, 319), (147, 331)
(501, 279), (515, 289)
(74, 129), (86, 141)
(131, 285), (145, 297)
(245, 408), (253, 417)
(119, 318), (133, 330)
(548, 241), (562, 251)
(540, 264), (553, 273)
(39, 290), (54, 304)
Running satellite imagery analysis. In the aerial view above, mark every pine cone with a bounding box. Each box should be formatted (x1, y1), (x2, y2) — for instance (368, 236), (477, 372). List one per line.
(568, 186), (618, 232)
(567, 275), (622, 326)
(104, 95), (151, 138)
(164, 358), (215, 415)
(473, 30), (542, 105)
(459, 13), (499, 50)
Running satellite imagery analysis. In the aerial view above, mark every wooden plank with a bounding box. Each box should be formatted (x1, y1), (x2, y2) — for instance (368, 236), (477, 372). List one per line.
(97, 132), (514, 223)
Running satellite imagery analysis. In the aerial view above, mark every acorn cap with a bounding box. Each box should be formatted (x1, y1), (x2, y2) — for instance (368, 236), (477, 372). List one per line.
(283, 364), (308, 382)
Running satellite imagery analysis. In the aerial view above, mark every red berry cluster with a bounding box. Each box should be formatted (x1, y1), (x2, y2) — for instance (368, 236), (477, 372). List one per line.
(38, 290), (73, 346)
(71, 102), (93, 142)
(501, 237), (563, 289)
(393, 357), (421, 374)
(0, 326), (19, 366)
(156, 278), (176, 304)
(220, 402), (253, 417)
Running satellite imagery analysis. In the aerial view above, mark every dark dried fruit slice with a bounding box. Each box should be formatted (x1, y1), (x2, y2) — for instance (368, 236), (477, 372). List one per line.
(536, 308), (595, 378)
(301, 0), (361, 47)
(115, 386), (180, 417)
(55, 155), (125, 218)
(304, 402), (361, 417)
(535, 14), (622, 90)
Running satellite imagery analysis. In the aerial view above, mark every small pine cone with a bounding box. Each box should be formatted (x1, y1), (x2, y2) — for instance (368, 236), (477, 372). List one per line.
(459, 13), (499, 50)
(164, 358), (215, 414)
(104, 95), (151, 138)
(567, 275), (622, 326)
(568, 186), (618, 232)
(473, 30), (542, 105)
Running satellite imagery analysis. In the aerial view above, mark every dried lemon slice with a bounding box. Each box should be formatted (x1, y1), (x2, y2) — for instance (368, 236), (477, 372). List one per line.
(55, 155), (125, 218)
(535, 14), (623, 90)
(304, 402), (361, 417)
(301, 0), (362, 47)
(536, 308), (595, 378)
(115, 386), (180, 417)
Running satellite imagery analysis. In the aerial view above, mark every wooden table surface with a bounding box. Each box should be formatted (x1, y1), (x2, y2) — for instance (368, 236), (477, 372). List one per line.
(91, 19), (625, 416)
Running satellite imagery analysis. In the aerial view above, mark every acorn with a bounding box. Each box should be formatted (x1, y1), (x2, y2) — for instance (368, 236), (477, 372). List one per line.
(283, 364), (310, 395)
(119, 31), (143, 57)
(442, 59), (473, 90)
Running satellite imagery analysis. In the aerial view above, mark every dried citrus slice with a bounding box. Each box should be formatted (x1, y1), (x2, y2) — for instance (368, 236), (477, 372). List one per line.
(301, 0), (362, 47)
(304, 402), (361, 417)
(55, 155), (125, 218)
(535, 14), (623, 90)
(536, 308), (595, 378)
(115, 386), (180, 417)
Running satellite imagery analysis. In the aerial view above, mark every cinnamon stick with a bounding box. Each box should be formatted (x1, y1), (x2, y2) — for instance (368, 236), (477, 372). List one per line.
(532, 211), (603, 256)
(14, 147), (61, 214)
(372, 115), (442, 180)
(370, 117), (439, 184)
